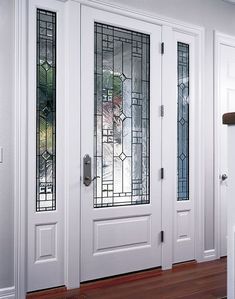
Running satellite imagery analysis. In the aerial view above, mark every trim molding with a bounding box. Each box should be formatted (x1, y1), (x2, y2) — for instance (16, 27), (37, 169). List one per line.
(78, 0), (204, 34)
(203, 249), (217, 261)
(0, 287), (15, 299)
(14, 0), (27, 298)
(214, 31), (235, 260)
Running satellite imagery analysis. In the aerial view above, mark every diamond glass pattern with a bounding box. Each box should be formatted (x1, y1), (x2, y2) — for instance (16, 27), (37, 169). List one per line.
(119, 152), (126, 161)
(177, 42), (189, 201)
(94, 23), (150, 208)
(36, 9), (56, 212)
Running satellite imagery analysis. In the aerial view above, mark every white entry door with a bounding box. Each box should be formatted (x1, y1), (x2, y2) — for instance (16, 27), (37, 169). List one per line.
(218, 44), (235, 257)
(81, 6), (162, 281)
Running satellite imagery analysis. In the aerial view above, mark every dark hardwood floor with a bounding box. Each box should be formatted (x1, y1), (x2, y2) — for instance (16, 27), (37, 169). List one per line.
(27, 258), (226, 299)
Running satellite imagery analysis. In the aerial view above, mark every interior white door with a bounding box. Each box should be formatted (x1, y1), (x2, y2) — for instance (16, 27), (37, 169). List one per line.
(27, 0), (65, 292)
(219, 44), (235, 257)
(81, 6), (162, 281)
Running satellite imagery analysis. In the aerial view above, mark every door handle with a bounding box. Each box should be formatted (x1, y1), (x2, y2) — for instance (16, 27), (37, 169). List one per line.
(84, 175), (100, 185)
(221, 173), (228, 181)
(83, 154), (100, 186)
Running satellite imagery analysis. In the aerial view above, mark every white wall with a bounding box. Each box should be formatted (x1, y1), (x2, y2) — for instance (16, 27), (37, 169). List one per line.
(98, 0), (235, 251)
(0, 0), (14, 289)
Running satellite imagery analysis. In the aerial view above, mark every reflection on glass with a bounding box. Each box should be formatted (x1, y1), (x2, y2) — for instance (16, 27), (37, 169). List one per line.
(177, 42), (189, 201)
(36, 9), (56, 211)
(94, 23), (150, 208)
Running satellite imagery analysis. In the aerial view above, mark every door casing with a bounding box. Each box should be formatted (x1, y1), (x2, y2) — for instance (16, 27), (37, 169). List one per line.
(14, 0), (205, 297)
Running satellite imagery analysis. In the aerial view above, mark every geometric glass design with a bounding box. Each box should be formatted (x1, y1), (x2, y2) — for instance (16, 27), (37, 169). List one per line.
(177, 42), (189, 201)
(36, 9), (56, 211)
(94, 23), (150, 208)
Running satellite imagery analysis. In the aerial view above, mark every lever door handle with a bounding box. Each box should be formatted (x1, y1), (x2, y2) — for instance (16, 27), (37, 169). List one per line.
(84, 175), (100, 185)
(91, 176), (100, 182)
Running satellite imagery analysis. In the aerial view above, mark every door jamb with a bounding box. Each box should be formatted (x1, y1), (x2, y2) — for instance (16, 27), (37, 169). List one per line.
(214, 31), (235, 259)
(64, 0), (81, 288)
(15, 0), (205, 296)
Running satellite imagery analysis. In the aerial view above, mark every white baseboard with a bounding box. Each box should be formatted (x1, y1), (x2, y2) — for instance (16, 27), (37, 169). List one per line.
(203, 249), (217, 261)
(0, 287), (15, 299)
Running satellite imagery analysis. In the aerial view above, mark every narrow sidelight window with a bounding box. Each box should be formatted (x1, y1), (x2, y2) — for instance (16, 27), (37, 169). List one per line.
(177, 42), (189, 201)
(94, 23), (150, 208)
(36, 9), (56, 211)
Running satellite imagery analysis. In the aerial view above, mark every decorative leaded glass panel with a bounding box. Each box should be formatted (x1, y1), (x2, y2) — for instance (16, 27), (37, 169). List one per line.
(36, 9), (56, 212)
(177, 42), (189, 201)
(94, 23), (150, 208)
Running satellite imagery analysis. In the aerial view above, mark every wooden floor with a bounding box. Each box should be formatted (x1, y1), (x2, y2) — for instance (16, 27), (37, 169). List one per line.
(27, 258), (226, 299)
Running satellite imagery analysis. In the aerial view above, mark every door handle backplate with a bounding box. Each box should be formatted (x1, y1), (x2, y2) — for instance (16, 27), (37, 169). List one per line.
(83, 154), (100, 186)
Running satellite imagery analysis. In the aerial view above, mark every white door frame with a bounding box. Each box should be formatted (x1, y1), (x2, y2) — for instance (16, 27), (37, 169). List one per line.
(14, 0), (205, 297)
(214, 31), (235, 259)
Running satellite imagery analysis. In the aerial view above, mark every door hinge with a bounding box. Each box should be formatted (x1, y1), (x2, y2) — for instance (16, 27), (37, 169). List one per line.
(161, 230), (164, 243)
(160, 105), (164, 117)
(161, 167), (164, 179)
(161, 42), (164, 55)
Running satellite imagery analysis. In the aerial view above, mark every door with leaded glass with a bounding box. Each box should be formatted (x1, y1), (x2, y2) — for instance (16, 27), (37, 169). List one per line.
(81, 6), (162, 281)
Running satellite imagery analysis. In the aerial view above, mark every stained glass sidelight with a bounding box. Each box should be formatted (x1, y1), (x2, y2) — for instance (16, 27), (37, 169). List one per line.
(94, 23), (150, 208)
(177, 42), (189, 201)
(36, 9), (56, 212)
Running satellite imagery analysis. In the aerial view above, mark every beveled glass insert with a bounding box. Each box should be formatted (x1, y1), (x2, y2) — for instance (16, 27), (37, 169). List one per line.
(177, 42), (189, 201)
(36, 9), (56, 212)
(94, 23), (150, 208)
